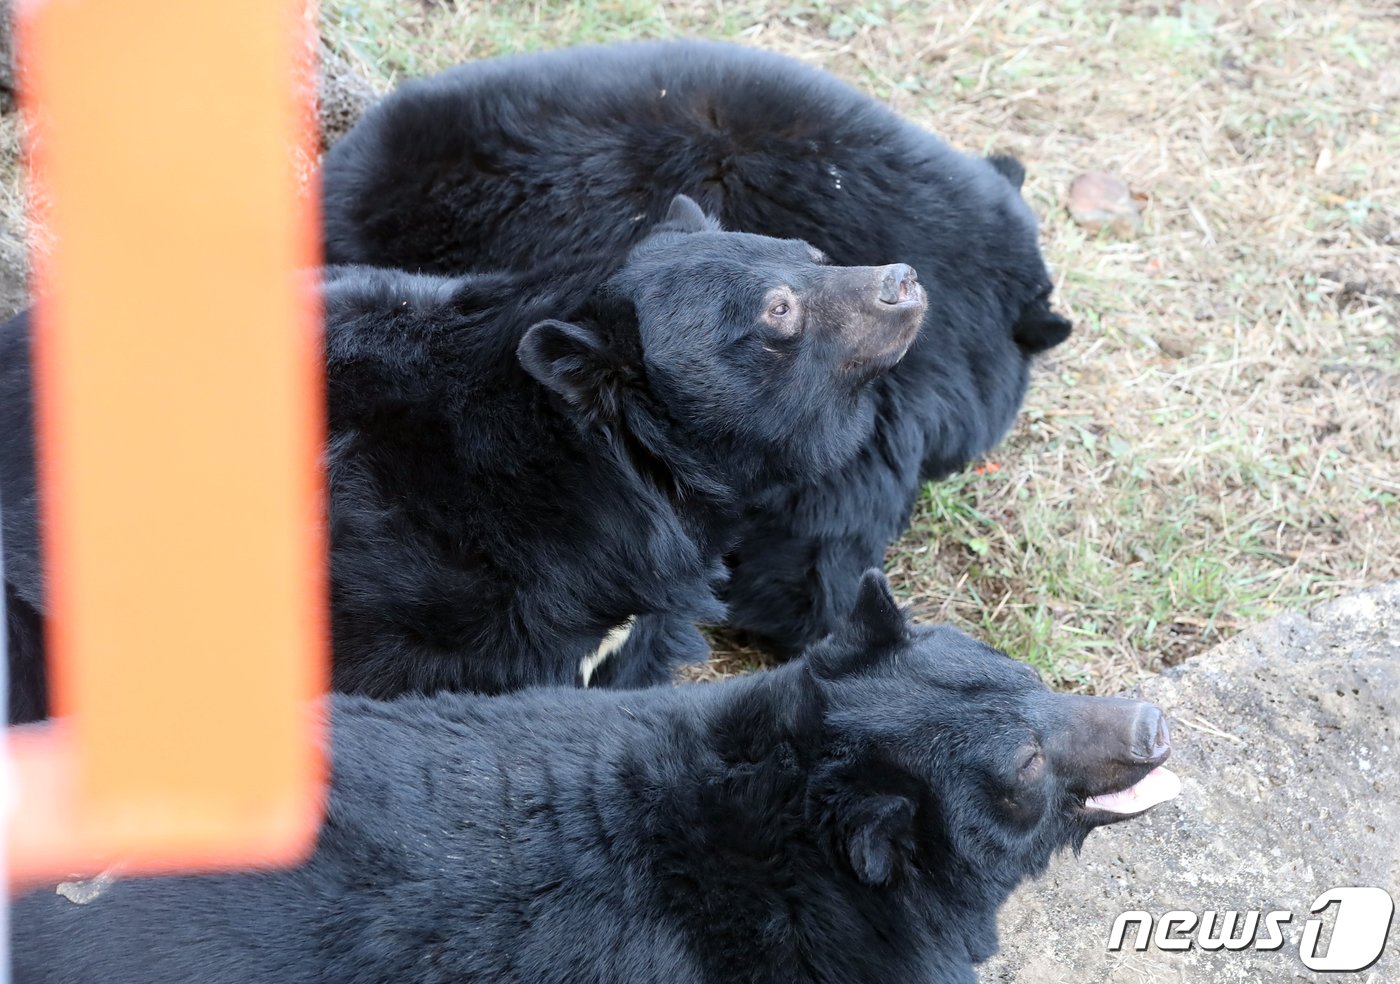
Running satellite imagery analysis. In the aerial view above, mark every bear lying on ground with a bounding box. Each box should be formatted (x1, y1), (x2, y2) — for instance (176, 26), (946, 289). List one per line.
(320, 39), (1074, 657)
(1, 196), (926, 722)
(13, 572), (1180, 984)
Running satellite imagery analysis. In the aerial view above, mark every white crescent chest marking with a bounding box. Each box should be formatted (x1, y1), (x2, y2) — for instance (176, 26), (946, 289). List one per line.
(580, 616), (636, 688)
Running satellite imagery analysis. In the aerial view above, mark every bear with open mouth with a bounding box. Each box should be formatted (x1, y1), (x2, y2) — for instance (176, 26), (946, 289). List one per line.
(13, 572), (1180, 984)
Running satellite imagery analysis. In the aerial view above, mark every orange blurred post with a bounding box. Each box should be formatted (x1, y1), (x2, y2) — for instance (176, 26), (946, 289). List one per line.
(7, 0), (326, 883)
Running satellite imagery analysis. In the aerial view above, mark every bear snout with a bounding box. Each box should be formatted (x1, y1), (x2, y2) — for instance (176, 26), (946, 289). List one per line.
(1130, 702), (1171, 764)
(817, 263), (928, 376)
(1050, 695), (1175, 802)
(877, 263), (919, 306)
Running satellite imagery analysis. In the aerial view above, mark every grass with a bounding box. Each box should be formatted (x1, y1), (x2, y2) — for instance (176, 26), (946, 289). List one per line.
(321, 0), (1399, 692)
(6, 1), (1395, 694)
(320, 1), (754, 80)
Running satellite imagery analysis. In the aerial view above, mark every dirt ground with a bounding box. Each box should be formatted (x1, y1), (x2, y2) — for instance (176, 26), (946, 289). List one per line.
(4, 1), (1395, 693)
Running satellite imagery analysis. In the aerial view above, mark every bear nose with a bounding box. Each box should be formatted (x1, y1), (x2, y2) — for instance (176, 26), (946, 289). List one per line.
(878, 264), (918, 305)
(1132, 703), (1171, 764)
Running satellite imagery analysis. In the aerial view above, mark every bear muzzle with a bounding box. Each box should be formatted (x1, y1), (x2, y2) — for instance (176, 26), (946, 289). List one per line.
(829, 263), (928, 374)
(1050, 696), (1181, 823)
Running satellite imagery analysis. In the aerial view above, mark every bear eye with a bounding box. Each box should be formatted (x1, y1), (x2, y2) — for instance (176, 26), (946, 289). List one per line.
(762, 292), (801, 336)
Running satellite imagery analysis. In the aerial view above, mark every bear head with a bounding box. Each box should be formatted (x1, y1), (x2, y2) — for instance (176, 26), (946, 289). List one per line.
(517, 195), (928, 492)
(804, 571), (1178, 906)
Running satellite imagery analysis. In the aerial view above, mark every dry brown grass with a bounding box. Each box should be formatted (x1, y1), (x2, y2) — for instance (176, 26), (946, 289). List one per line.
(865, 0), (1400, 691)
(5, 1), (1393, 692)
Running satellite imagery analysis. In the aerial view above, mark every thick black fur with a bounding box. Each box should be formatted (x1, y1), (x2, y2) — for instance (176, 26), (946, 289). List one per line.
(321, 39), (1074, 655)
(1, 204), (908, 719)
(0, 310), (46, 724)
(14, 574), (1164, 984)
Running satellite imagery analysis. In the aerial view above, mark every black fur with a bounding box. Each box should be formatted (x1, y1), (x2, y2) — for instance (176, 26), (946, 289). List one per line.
(0, 309), (45, 723)
(321, 39), (1074, 655)
(2, 206), (922, 718)
(13, 574), (1168, 984)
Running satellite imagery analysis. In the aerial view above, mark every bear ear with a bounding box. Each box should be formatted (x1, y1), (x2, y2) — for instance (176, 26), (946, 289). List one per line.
(843, 793), (917, 886)
(1012, 296), (1072, 355)
(847, 569), (905, 648)
(518, 319), (622, 421)
(655, 193), (722, 235)
(808, 570), (909, 679)
(986, 153), (1026, 191)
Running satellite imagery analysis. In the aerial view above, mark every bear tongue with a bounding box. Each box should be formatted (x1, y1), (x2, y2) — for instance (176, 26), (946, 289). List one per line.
(1084, 767), (1182, 815)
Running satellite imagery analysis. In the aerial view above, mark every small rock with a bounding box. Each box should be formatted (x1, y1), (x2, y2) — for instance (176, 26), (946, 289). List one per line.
(1068, 171), (1143, 237)
(1154, 332), (1192, 359)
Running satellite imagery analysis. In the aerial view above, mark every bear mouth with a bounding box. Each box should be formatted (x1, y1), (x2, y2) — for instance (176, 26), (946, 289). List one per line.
(846, 336), (916, 377)
(848, 298), (927, 374)
(1080, 766), (1181, 821)
(839, 275), (928, 380)
(886, 305), (927, 361)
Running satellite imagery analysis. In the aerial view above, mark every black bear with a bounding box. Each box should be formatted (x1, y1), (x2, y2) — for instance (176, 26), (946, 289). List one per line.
(321, 39), (1074, 657)
(1, 197), (927, 722)
(13, 572), (1180, 984)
